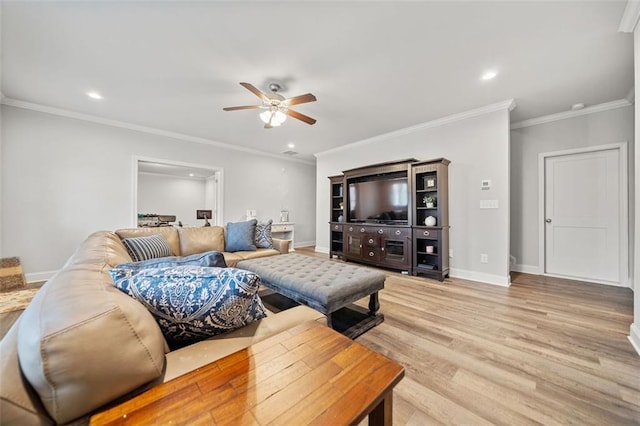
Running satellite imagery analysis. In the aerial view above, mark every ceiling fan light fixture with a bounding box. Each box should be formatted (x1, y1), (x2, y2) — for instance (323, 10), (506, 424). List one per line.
(481, 70), (497, 80)
(224, 82), (316, 127)
(260, 109), (287, 126)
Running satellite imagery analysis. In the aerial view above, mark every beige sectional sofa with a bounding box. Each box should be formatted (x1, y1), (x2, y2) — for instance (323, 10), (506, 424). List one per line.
(0, 226), (324, 425)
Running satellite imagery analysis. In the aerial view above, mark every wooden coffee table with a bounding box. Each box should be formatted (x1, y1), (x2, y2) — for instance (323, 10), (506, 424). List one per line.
(90, 321), (404, 425)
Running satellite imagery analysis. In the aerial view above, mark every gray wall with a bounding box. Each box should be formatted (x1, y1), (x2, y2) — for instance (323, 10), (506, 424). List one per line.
(0, 105), (316, 279)
(510, 106), (634, 275)
(316, 106), (512, 286)
(137, 173), (208, 227)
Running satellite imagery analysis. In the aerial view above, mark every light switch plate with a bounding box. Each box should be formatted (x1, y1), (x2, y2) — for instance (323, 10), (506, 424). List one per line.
(480, 200), (499, 209)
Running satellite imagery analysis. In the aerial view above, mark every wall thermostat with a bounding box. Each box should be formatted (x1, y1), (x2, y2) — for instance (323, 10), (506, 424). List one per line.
(481, 179), (491, 190)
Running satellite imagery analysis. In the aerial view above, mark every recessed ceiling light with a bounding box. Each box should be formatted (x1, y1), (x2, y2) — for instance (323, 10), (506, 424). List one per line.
(287, 143), (295, 149)
(189, 173), (195, 177)
(481, 71), (497, 81)
(86, 91), (103, 100)
(571, 103), (586, 111)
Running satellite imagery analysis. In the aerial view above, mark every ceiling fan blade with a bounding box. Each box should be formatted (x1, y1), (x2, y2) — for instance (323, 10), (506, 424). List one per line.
(286, 109), (317, 125)
(223, 105), (261, 111)
(239, 82), (269, 102)
(282, 93), (317, 107)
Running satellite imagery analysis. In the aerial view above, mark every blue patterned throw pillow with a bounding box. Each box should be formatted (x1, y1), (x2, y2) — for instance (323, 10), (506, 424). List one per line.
(109, 265), (266, 345)
(122, 234), (172, 262)
(255, 220), (274, 249)
(116, 251), (227, 270)
(225, 219), (257, 252)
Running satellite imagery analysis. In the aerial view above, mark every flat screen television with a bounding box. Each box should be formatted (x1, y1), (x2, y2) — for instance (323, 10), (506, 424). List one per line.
(348, 173), (409, 224)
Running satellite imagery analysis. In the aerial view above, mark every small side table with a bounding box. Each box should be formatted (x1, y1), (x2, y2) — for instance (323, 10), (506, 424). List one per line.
(271, 222), (295, 252)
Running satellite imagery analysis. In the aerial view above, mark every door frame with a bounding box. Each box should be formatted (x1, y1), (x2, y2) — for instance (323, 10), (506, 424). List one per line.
(132, 156), (224, 228)
(537, 142), (629, 286)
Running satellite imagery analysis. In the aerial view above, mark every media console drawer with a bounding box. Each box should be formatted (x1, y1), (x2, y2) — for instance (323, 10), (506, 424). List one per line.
(413, 228), (440, 240)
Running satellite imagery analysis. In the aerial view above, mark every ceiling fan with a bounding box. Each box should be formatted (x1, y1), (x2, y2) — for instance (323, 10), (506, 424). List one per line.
(223, 82), (317, 129)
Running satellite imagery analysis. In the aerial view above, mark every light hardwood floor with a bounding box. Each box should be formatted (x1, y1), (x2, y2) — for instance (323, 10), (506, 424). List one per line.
(303, 250), (640, 425)
(2, 251), (638, 425)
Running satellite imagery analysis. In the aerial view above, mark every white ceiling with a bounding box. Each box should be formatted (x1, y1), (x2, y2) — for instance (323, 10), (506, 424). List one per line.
(1, 1), (634, 163)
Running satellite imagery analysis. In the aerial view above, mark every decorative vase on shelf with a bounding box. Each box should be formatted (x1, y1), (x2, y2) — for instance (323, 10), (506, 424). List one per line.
(423, 196), (435, 208)
(338, 214), (344, 223)
(424, 216), (436, 226)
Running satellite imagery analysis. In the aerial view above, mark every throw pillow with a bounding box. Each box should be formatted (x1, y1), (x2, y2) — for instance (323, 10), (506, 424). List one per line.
(122, 234), (172, 262)
(255, 219), (274, 249)
(116, 250), (227, 270)
(225, 219), (257, 252)
(109, 265), (267, 345)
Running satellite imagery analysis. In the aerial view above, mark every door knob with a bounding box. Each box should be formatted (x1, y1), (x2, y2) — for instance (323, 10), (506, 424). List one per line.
(545, 218), (552, 223)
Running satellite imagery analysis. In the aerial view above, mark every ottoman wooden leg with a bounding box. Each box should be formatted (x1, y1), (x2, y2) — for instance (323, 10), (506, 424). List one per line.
(368, 292), (380, 316)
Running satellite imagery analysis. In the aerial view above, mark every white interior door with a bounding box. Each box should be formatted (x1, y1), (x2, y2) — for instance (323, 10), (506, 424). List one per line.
(544, 148), (620, 284)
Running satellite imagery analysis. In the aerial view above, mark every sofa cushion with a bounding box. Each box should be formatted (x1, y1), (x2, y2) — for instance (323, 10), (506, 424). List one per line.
(17, 263), (167, 424)
(122, 234), (172, 262)
(0, 317), (54, 425)
(116, 227), (181, 256)
(177, 226), (225, 256)
(225, 219), (257, 252)
(255, 219), (274, 249)
(109, 266), (267, 346)
(64, 231), (132, 268)
(235, 248), (281, 261)
(222, 252), (244, 268)
(116, 250), (227, 270)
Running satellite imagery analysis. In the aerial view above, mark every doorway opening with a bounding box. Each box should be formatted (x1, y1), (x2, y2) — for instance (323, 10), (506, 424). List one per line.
(133, 157), (223, 228)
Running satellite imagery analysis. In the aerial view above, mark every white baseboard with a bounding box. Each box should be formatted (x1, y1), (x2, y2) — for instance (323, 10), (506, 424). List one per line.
(293, 241), (316, 249)
(315, 246), (330, 254)
(25, 270), (57, 284)
(629, 323), (640, 356)
(450, 268), (511, 287)
(511, 264), (540, 274)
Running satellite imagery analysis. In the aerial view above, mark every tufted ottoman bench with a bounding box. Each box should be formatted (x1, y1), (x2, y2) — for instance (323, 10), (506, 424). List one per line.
(236, 253), (385, 338)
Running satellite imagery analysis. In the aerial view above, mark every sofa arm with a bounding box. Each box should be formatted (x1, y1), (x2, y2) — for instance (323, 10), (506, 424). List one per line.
(272, 238), (290, 254)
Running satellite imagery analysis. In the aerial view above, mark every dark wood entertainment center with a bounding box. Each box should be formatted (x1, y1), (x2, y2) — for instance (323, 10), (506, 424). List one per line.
(329, 158), (450, 281)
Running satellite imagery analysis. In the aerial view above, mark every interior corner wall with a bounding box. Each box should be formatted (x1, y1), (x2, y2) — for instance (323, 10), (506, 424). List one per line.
(510, 106), (634, 276)
(0, 105), (316, 279)
(315, 108), (512, 286)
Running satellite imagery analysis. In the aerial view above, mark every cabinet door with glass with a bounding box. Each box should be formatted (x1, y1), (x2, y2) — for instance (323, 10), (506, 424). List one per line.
(346, 233), (364, 258)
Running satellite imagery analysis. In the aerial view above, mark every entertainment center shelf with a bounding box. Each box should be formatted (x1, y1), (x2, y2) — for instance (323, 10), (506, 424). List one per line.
(328, 158), (450, 281)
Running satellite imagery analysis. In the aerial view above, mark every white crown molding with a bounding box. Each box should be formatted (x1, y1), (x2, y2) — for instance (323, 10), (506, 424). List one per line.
(0, 97), (315, 166)
(315, 99), (516, 158)
(619, 1), (640, 32)
(510, 99), (633, 130)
